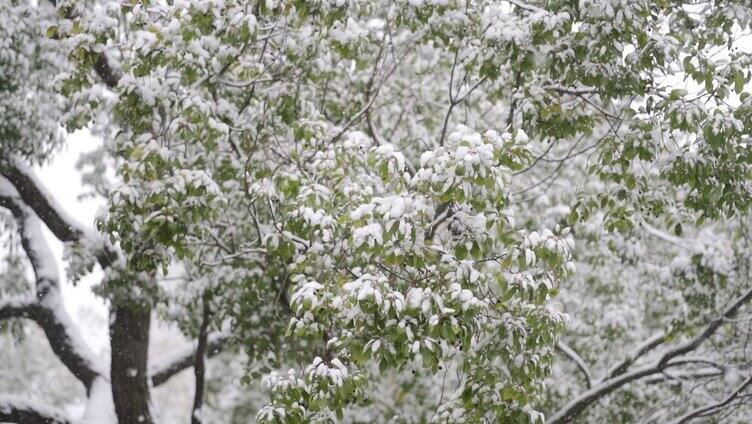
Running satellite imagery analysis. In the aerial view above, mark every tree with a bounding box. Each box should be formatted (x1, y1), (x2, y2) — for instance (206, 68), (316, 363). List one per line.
(1, 0), (752, 423)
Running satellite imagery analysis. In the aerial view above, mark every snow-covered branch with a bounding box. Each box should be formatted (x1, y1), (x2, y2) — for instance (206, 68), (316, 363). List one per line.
(600, 331), (666, 381)
(0, 179), (103, 391)
(670, 375), (752, 423)
(0, 159), (86, 243)
(556, 341), (592, 388)
(0, 159), (118, 268)
(150, 332), (230, 386)
(658, 288), (752, 368)
(0, 297), (38, 321)
(0, 395), (76, 424)
(46, 0), (120, 89)
(549, 287), (752, 424)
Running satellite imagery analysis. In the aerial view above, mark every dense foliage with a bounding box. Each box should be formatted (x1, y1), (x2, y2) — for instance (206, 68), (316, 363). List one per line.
(2, 0), (752, 423)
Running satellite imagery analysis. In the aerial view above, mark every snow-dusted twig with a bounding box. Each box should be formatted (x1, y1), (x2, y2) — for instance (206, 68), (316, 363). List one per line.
(556, 341), (593, 389)
(670, 375), (752, 424)
(549, 287), (752, 424)
(600, 331), (666, 382)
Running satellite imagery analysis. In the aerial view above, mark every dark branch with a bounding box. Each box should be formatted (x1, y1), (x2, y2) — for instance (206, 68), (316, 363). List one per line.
(151, 333), (230, 387)
(671, 375), (752, 423)
(549, 287), (752, 424)
(191, 295), (212, 424)
(0, 298), (38, 321)
(557, 341), (592, 389)
(0, 396), (76, 424)
(0, 186), (102, 391)
(601, 331), (666, 381)
(0, 161), (82, 243)
(48, 0), (119, 89)
(0, 160), (118, 268)
(657, 288), (752, 368)
(93, 54), (120, 89)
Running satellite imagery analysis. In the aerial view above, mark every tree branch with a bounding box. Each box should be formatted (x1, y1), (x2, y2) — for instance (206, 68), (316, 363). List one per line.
(0, 297), (38, 321)
(191, 295), (212, 424)
(600, 331), (666, 381)
(0, 159), (84, 243)
(0, 181), (103, 392)
(548, 287), (752, 424)
(556, 341), (592, 389)
(150, 333), (230, 387)
(49, 0), (120, 89)
(0, 395), (76, 424)
(504, 0), (546, 13)
(0, 159), (118, 268)
(670, 375), (752, 424)
(658, 288), (752, 368)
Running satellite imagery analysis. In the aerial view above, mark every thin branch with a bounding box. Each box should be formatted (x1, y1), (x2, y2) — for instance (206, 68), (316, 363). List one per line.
(644, 368), (723, 385)
(557, 341), (592, 389)
(657, 287), (752, 368)
(601, 331), (666, 381)
(670, 375), (752, 424)
(549, 287), (752, 424)
(191, 295), (212, 424)
(150, 333), (230, 386)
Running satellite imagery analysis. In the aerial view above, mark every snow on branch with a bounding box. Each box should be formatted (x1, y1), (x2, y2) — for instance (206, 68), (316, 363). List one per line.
(0, 395), (76, 424)
(43, 0), (120, 89)
(548, 287), (752, 424)
(600, 331), (666, 382)
(150, 332), (230, 386)
(658, 287), (752, 368)
(670, 375), (752, 424)
(0, 297), (38, 321)
(0, 178), (104, 391)
(556, 341), (592, 389)
(0, 159), (118, 268)
(0, 159), (85, 243)
(504, 0), (546, 13)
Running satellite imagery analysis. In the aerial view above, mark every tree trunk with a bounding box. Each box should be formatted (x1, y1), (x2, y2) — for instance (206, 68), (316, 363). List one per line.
(110, 306), (153, 424)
